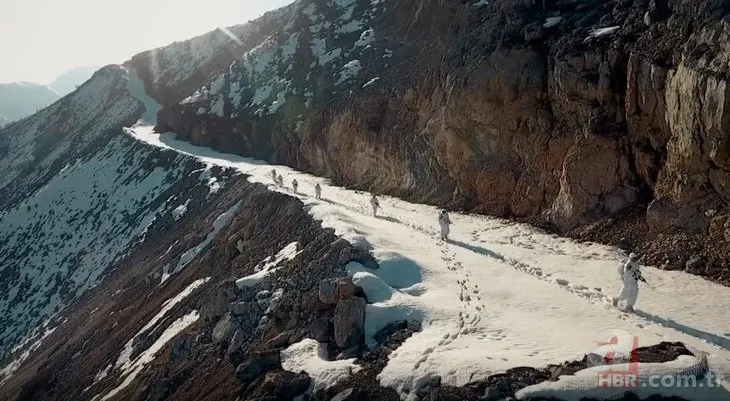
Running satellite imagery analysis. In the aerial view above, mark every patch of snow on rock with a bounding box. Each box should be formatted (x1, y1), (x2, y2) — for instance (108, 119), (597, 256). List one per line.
(336, 19), (364, 34)
(161, 202), (240, 283)
(543, 16), (562, 28)
(281, 338), (362, 391)
(355, 28), (375, 47)
(336, 60), (362, 85)
(210, 95), (225, 117)
(209, 75), (226, 95)
(171, 200), (190, 221)
(319, 48), (343, 66)
(236, 242), (301, 288)
(585, 26), (620, 42)
(281, 33), (300, 61)
(362, 77), (380, 88)
(114, 277), (210, 372)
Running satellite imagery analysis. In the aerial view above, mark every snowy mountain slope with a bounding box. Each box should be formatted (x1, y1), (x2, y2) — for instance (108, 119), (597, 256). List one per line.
(0, 68), (234, 376)
(125, 2), (297, 107)
(0, 153), (352, 401)
(0, 66), (139, 197)
(0, 114), (9, 128)
(128, 124), (730, 399)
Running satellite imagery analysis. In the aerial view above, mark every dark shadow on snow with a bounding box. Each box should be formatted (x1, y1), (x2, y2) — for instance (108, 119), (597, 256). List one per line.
(375, 215), (402, 224)
(634, 310), (730, 351)
(320, 197), (346, 208)
(447, 239), (505, 261)
(157, 132), (269, 166)
(348, 255), (423, 290)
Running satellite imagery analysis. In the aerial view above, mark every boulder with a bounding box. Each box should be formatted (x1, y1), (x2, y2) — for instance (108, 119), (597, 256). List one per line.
(235, 350), (281, 383)
(686, 255), (704, 271)
(147, 378), (170, 401)
(339, 247), (380, 269)
(319, 277), (359, 305)
(334, 297), (366, 348)
(229, 301), (256, 316)
(212, 313), (239, 344)
(168, 335), (193, 365)
(218, 278), (240, 301)
(265, 331), (291, 349)
(200, 290), (229, 321)
(226, 329), (246, 363)
(309, 317), (331, 343)
(319, 278), (338, 304)
(261, 371), (311, 399)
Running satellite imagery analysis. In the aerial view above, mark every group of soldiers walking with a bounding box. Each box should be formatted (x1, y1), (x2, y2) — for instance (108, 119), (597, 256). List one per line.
(269, 168), (645, 312)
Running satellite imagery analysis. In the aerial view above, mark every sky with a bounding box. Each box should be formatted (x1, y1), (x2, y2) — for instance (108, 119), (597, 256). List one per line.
(0, 0), (294, 84)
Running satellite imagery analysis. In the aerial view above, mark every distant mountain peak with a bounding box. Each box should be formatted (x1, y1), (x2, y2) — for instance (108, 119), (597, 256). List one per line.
(0, 66), (100, 125)
(48, 65), (100, 96)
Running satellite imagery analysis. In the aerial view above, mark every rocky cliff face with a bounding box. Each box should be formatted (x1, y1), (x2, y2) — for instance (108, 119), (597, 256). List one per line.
(156, 0), (730, 283)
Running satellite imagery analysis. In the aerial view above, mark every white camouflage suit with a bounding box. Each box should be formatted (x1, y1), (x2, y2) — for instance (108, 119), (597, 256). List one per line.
(617, 255), (645, 311)
(438, 211), (452, 240)
(370, 195), (380, 217)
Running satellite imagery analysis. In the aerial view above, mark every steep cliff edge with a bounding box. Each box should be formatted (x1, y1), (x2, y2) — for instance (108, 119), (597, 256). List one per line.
(156, 0), (730, 283)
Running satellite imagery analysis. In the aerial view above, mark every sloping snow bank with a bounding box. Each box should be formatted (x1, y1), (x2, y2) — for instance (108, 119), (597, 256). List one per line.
(114, 277), (210, 373)
(100, 311), (200, 401)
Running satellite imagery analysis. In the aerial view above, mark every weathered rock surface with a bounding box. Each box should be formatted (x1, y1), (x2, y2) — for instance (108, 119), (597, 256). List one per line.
(212, 313), (240, 344)
(333, 297), (366, 349)
(319, 277), (359, 305)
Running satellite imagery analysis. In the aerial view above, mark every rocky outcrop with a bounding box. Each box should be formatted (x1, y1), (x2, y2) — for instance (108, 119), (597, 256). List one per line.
(333, 297), (366, 349)
(155, 0), (730, 284)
